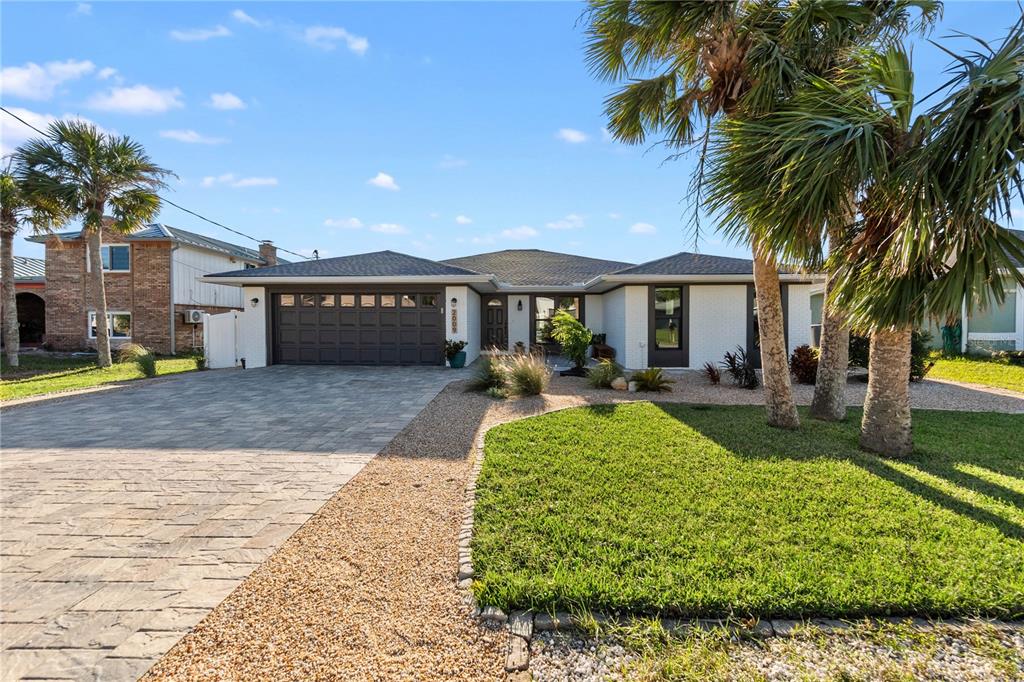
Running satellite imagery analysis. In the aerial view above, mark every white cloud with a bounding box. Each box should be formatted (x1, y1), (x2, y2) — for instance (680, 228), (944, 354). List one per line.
(370, 223), (408, 235)
(86, 85), (183, 114)
(74, 3), (92, 16)
(231, 9), (264, 27)
(97, 67), (118, 81)
(0, 59), (95, 100)
(438, 154), (468, 169)
(159, 129), (228, 145)
(201, 173), (278, 188)
(629, 222), (657, 235)
(170, 25), (232, 42)
(546, 213), (584, 230)
(556, 128), (588, 144)
(367, 172), (399, 191)
(208, 91), (246, 110)
(608, 212), (622, 220)
(455, 215), (473, 225)
(501, 225), (539, 240)
(303, 26), (369, 55)
(0, 107), (106, 156)
(324, 217), (363, 229)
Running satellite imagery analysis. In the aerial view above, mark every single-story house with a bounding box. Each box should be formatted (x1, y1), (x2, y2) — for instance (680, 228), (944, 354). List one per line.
(202, 248), (822, 369)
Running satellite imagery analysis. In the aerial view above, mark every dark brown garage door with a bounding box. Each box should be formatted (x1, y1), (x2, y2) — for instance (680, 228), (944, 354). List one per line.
(273, 292), (444, 365)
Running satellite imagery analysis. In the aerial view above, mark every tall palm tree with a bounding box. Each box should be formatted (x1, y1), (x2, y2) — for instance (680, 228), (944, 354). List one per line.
(584, 0), (938, 429)
(15, 121), (171, 367)
(1, 161), (68, 367)
(705, 20), (1024, 456)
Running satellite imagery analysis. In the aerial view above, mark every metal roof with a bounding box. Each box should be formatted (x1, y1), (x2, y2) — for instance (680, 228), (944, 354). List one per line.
(7, 255), (45, 282)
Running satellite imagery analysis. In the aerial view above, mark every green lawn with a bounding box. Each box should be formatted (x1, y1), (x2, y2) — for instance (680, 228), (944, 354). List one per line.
(473, 403), (1024, 619)
(929, 355), (1024, 393)
(1, 355), (198, 401)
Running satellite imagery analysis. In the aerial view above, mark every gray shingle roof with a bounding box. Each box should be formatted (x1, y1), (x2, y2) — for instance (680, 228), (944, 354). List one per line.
(27, 223), (279, 264)
(613, 251), (767, 276)
(440, 249), (634, 286)
(8, 256), (45, 282)
(207, 250), (484, 278)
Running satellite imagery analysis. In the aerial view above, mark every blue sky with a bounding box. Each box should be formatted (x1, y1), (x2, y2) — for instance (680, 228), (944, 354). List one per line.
(3, 1), (1022, 265)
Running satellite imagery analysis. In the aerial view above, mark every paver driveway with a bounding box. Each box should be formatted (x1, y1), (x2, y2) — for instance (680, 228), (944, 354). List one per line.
(0, 365), (459, 681)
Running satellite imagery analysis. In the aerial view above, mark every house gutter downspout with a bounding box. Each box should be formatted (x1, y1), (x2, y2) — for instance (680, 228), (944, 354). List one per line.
(169, 244), (178, 355)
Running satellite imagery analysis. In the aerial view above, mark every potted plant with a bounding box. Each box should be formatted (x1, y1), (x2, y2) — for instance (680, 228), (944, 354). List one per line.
(550, 310), (592, 377)
(445, 339), (468, 368)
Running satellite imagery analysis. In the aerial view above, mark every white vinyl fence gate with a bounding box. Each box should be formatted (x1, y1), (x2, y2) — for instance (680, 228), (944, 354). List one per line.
(203, 311), (239, 369)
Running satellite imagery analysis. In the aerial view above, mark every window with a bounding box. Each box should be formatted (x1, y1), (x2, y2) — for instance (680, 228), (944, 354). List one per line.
(487, 298), (503, 307)
(401, 295), (417, 308)
(420, 294), (437, 307)
(970, 280), (1018, 334)
(360, 294), (376, 308)
(88, 311), (131, 339)
(90, 244), (130, 272)
(301, 294), (315, 307)
(319, 294), (336, 307)
(534, 296), (579, 344)
(244, 263), (256, 270)
(280, 294), (295, 306)
(810, 292), (824, 347)
(654, 288), (682, 349)
(339, 294), (355, 307)
(381, 294), (396, 308)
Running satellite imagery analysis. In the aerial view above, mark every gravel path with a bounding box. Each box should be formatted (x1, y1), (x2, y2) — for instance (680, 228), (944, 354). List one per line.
(144, 372), (1020, 680)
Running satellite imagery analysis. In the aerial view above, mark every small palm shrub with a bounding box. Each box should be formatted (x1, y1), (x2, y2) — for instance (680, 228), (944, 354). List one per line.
(587, 359), (625, 388)
(468, 355), (508, 392)
(116, 343), (157, 378)
(722, 346), (759, 389)
(790, 344), (819, 384)
(702, 361), (721, 385)
(630, 367), (673, 392)
(504, 353), (550, 396)
(550, 310), (593, 371)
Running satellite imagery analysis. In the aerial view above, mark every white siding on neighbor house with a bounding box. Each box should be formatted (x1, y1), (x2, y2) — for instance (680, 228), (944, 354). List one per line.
(602, 287), (627, 367)
(507, 295), (530, 350)
(786, 284), (813, 354)
(236, 286), (267, 368)
(466, 288), (481, 365)
(173, 247), (249, 308)
(584, 294), (604, 335)
(688, 284), (748, 370)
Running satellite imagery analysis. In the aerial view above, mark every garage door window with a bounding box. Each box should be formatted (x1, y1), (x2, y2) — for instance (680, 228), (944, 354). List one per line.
(381, 294), (396, 308)
(280, 294), (295, 306)
(319, 294), (336, 307)
(401, 295), (416, 307)
(301, 294), (315, 306)
(421, 294), (437, 307)
(360, 294), (375, 307)
(340, 295), (355, 307)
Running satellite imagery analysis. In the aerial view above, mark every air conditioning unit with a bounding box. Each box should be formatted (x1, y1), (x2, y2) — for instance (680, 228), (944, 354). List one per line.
(183, 309), (204, 324)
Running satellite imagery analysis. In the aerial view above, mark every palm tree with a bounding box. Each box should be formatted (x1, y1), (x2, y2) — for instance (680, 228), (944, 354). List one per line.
(584, 0), (938, 429)
(705, 20), (1024, 456)
(15, 121), (171, 367)
(1, 161), (68, 367)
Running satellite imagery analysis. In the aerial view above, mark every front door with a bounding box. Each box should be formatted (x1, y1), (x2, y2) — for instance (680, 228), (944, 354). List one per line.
(482, 295), (508, 349)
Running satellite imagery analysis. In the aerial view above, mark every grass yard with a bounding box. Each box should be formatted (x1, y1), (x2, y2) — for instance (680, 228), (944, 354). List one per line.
(929, 355), (1024, 393)
(0, 354), (198, 401)
(473, 403), (1024, 619)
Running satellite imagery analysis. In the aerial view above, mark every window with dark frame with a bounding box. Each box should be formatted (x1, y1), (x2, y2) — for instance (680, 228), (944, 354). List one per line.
(99, 244), (130, 272)
(654, 287), (682, 349)
(301, 294), (315, 307)
(360, 294), (376, 308)
(534, 295), (579, 345)
(401, 295), (417, 308)
(280, 294), (295, 306)
(420, 294), (437, 307)
(381, 294), (397, 308)
(339, 294), (355, 307)
(319, 294), (336, 307)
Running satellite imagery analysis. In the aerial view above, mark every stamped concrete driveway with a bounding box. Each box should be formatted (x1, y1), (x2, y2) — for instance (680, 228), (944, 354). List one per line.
(0, 365), (460, 681)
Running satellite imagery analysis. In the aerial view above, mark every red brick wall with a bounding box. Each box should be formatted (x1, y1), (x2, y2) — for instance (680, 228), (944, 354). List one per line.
(43, 231), (174, 354)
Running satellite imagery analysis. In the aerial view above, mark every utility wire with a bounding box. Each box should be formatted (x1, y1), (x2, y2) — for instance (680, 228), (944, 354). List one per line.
(1, 106), (312, 261)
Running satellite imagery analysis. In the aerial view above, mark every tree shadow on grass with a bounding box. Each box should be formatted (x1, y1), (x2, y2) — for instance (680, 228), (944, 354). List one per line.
(653, 403), (1024, 540)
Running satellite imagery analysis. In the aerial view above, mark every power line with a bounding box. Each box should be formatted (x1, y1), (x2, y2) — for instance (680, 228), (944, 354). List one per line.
(1, 106), (312, 262)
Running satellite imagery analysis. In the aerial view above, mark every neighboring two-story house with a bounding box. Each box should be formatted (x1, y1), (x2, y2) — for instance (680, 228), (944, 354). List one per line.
(26, 222), (279, 354)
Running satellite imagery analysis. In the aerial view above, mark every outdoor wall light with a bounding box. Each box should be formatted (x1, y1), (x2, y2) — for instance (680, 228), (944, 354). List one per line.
(517, 300), (523, 312)
(451, 297), (458, 307)
(250, 297), (260, 308)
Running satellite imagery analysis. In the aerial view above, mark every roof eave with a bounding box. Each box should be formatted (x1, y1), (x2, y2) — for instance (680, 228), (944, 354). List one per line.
(602, 273), (823, 283)
(200, 274), (495, 286)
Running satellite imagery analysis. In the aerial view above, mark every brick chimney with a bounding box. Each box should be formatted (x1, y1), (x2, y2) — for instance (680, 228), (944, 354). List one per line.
(258, 240), (278, 267)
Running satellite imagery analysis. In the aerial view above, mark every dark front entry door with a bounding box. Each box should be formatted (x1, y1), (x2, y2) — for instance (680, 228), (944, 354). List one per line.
(273, 291), (444, 365)
(482, 295), (508, 349)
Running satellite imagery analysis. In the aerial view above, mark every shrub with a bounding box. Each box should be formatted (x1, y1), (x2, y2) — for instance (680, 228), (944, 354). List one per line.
(848, 334), (870, 369)
(444, 339), (468, 362)
(993, 350), (1024, 366)
(550, 310), (593, 370)
(116, 344), (157, 378)
(630, 367), (673, 392)
(485, 386), (509, 400)
(193, 350), (208, 371)
(136, 352), (157, 378)
(504, 353), (551, 396)
(587, 359), (625, 388)
(702, 361), (720, 385)
(790, 344), (819, 385)
(721, 346), (759, 389)
(849, 331), (934, 381)
(469, 355), (508, 392)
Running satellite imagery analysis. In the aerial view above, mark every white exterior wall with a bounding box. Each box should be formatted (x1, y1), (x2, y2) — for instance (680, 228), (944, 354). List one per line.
(786, 284), (813, 353)
(602, 288), (627, 366)
(623, 286), (649, 369)
(507, 294), (530, 349)
(445, 285), (481, 364)
(236, 285), (267, 368)
(584, 294), (604, 334)
(466, 288), (481, 364)
(172, 247), (249, 307)
(688, 285), (747, 370)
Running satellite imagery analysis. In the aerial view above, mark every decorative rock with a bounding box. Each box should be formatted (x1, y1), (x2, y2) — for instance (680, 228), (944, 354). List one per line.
(748, 619), (775, 637)
(535, 612), (572, 631)
(458, 564), (474, 580)
(610, 377), (628, 391)
(509, 610), (534, 640)
(627, 381), (638, 392)
(506, 634), (529, 672)
(457, 578), (472, 590)
(481, 606), (508, 624)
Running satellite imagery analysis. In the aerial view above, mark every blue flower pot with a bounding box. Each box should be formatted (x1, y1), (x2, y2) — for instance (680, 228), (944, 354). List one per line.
(449, 351), (467, 369)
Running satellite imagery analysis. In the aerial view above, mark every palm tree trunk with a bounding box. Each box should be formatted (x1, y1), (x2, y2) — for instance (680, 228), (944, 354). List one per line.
(753, 246), (800, 429)
(87, 230), (112, 367)
(1, 223), (19, 368)
(809, 222), (850, 421)
(859, 327), (913, 457)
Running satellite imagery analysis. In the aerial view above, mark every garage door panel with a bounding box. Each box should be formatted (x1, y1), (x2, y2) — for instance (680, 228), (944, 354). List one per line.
(274, 291), (443, 366)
